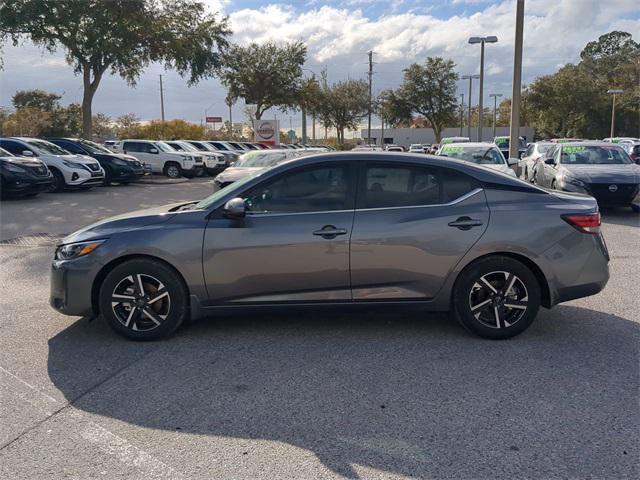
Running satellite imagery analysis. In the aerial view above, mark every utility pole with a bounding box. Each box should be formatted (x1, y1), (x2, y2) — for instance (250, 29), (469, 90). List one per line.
(459, 93), (465, 136)
(301, 107), (307, 144)
(607, 89), (624, 138)
(461, 75), (479, 139)
(159, 74), (165, 139)
(367, 50), (373, 145)
(312, 114), (316, 142)
(509, 1), (524, 159)
(228, 102), (233, 136)
(489, 93), (502, 139)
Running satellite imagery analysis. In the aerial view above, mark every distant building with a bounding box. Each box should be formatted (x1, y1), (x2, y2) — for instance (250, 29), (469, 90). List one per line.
(361, 126), (535, 148)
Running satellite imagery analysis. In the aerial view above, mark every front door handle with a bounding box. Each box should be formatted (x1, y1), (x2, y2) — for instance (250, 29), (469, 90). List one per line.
(313, 225), (348, 239)
(448, 217), (483, 231)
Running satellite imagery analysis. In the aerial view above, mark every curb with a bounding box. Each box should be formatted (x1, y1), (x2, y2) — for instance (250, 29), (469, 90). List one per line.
(135, 176), (190, 185)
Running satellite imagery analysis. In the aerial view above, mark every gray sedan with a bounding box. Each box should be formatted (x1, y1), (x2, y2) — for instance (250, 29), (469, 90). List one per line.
(534, 142), (640, 210)
(50, 152), (609, 341)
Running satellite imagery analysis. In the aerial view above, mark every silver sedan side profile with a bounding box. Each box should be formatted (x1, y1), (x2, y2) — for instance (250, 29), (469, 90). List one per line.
(50, 152), (609, 341)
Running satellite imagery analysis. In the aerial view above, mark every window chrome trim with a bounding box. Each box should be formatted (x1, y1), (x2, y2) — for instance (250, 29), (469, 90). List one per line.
(356, 188), (484, 212)
(243, 188), (484, 217)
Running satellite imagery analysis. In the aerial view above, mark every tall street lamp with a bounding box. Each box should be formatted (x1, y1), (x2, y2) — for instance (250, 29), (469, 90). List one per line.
(606, 89), (624, 138)
(469, 35), (498, 141)
(489, 93), (502, 139)
(461, 74), (479, 138)
(459, 93), (465, 136)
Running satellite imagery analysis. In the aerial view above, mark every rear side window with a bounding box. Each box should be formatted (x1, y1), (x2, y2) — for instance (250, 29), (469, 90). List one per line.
(0, 140), (28, 156)
(361, 164), (479, 208)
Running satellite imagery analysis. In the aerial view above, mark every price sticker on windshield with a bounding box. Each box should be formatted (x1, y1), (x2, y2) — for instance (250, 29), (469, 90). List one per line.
(495, 138), (508, 146)
(563, 146), (586, 154)
(443, 147), (464, 155)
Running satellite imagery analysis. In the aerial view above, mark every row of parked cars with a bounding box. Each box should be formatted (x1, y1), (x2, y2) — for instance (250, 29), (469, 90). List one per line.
(0, 136), (332, 198)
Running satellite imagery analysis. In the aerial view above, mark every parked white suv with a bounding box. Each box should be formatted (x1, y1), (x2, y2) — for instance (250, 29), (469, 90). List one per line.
(120, 140), (203, 178)
(165, 140), (226, 175)
(0, 137), (104, 191)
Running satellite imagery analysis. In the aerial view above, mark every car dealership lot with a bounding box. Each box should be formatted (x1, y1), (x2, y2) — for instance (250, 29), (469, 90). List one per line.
(0, 182), (638, 479)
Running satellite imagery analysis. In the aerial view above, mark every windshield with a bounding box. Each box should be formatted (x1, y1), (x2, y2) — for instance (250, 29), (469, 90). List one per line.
(195, 171), (262, 210)
(537, 144), (552, 154)
(228, 142), (245, 150)
(178, 142), (199, 152)
(156, 141), (175, 152)
(27, 140), (69, 155)
(189, 142), (208, 151)
(210, 142), (229, 151)
(561, 145), (632, 165)
(78, 139), (112, 154)
(440, 145), (505, 165)
(235, 151), (289, 168)
(167, 143), (186, 151)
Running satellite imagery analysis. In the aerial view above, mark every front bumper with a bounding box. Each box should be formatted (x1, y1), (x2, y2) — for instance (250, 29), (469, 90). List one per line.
(112, 165), (146, 181)
(50, 256), (99, 317)
(559, 181), (639, 206)
(2, 170), (53, 194)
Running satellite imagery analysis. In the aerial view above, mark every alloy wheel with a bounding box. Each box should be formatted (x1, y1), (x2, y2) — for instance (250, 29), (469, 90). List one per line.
(111, 274), (170, 332)
(166, 166), (180, 178)
(468, 271), (528, 329)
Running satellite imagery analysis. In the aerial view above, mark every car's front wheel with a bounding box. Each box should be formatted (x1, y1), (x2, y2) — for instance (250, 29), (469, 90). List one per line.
(99, 259), (188, 340)
(452, 256), (541, 339)
(163, 162), (182, 178)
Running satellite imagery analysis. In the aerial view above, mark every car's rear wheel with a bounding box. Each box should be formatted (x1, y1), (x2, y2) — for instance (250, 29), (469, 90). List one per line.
(452, 256), (541, 339)
(50, 169), (65, 192)
(99, 259), (188, 340)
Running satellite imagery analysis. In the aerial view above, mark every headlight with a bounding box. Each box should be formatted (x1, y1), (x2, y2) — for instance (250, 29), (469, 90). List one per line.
(62, 160), (86, 170)
(4, 162), (27, 173)
(180, 155), (193, 162)
(562, 175), (587, 188)
(55, 240), (105, 261)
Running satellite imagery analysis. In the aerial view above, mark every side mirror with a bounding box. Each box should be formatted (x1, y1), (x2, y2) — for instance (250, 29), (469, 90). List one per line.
(507, 157), (519, 166)
(149, 148), (159, 154)
(22, 150), (34, 156)
(223, 197), (246, 219)
(544, 157), (556, 165)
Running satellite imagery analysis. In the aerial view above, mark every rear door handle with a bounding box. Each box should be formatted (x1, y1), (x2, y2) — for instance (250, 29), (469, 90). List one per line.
(448, 217), (483, 230)
(313, 225), (348, 239)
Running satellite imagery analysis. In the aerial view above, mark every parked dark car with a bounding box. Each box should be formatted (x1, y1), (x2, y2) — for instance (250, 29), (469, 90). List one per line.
(0, 147), (53, 198)
(47, 138), (146, 185)
(51, 152), (609, 341)
(534, 142), (640, 211)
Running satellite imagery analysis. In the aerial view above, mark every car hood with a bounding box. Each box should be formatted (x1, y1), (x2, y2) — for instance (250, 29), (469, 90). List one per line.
(216, 167), (263, 182)
(0, 155), (46, 167)
(561, 164), (640, 183)
(61, 202), (187, 244)
(49, 154), (100, 165)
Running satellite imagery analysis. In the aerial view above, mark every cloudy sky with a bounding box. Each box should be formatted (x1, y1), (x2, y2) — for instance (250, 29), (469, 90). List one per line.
(1, 0), (638, 130)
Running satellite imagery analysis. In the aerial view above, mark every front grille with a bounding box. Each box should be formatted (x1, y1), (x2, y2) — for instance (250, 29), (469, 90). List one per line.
(87, 163), (100, 171)
(90, 171), (103, 178)
(194, 156), (203, 163)
(589, 183), (639, 203)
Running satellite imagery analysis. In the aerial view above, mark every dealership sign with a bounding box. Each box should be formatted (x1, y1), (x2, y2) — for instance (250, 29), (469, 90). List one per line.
(206, 116), (223, 123)
(253, 119), (280, 145)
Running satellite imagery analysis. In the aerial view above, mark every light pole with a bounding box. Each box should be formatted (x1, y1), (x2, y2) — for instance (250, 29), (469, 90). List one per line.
(489, 93), (502, 139)
(459, 93), (465, 136)
(607, 89), (624, 138)
(469, 35), (498, 141)
(509, 0), (524, 159)
(461, 74), (479, 138)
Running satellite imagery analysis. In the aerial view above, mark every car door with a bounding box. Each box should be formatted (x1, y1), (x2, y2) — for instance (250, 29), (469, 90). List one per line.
(350, 162), (489, 301)
(202, 162), (356, 303)
(123, 142), (158, 172)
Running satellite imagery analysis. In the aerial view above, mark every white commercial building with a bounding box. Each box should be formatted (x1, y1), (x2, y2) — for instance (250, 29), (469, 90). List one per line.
(361, 126), (535, 148)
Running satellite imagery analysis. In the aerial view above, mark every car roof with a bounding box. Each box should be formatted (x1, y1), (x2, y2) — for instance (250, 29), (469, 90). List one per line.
(443, 142), (496, 148)
(558, 141), (620, 147)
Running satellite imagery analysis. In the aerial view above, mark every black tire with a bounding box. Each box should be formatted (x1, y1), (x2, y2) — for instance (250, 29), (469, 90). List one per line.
(631, 203), (640, 213)
(163, 162), (182, 179)
(50, 168), (66, 192)
(452, 256), (541, 340)
(0, 175), (6, 200)
(103, 167), (113, 185)
(99, 259), (189, 341)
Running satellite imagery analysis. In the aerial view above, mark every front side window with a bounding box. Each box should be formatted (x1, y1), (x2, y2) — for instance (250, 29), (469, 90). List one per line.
(362, 164), (478, 208)
(27, 140), (68, 155)
(243, 165), (351, 214)
(123, 142), (142, 153)
(167, 142), (185, 151)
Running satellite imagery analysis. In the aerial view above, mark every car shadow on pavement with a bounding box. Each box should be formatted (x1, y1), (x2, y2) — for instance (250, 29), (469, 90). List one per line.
(47, 306), (639, 479)
(600, 206), (639, 227)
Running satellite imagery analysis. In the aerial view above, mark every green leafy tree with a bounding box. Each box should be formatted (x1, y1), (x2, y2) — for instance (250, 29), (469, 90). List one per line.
(397, 57), (459, 142)
(317, 78), (369, 144)
(12, 89), (62, 111)
(218, 41), (307, 120)
(0, 0), (230, 138)
(376, 89), (412, 128)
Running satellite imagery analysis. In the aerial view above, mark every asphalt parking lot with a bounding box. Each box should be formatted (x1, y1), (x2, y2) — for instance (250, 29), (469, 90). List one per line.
(0, 180), (638, 479)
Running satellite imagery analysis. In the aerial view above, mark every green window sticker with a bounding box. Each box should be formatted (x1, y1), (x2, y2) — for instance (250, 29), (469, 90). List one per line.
(443, 147), (464, 155)
(563, 146), (586, 154)
(442, 138), (455, 144)
(495, 138), (508, 146)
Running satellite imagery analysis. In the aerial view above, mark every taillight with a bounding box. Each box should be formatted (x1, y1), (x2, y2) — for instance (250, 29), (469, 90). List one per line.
(562, 213), (601, 234)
